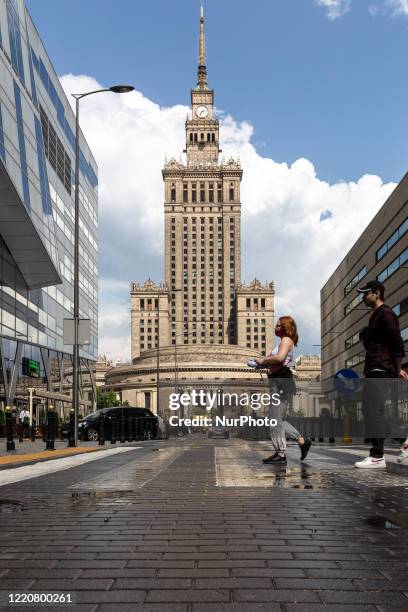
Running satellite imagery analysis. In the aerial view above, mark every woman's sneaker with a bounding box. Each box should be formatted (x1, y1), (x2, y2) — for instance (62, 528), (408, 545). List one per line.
(354, 456), (386, 469)
(263, 453), (287, 464)
(397, 441), (408, 464)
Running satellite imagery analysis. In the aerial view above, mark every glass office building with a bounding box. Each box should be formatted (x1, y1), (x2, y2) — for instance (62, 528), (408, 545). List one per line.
(0, 0), (98, 418)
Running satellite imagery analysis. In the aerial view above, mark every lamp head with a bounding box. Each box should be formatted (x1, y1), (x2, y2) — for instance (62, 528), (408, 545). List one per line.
(109, 85), (134, 94)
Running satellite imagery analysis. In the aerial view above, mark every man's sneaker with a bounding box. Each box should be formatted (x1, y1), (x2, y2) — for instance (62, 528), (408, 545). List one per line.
(397, 441), (408, 464)
(354, 456), (386, 469)
(263, 453), (287, 464)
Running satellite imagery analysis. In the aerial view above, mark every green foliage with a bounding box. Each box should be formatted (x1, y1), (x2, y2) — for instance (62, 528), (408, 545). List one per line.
(96, 388), (122, 409)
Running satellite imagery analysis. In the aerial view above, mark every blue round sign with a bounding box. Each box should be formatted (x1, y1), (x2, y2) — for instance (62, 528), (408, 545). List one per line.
(333, 368), (360, 395)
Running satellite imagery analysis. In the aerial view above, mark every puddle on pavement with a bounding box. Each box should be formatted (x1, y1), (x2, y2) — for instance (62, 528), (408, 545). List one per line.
(365, 514), (401, 530)
(71, 490), (134, 505)
(0, 499), (25, 513)
(255, 467), (325, 489)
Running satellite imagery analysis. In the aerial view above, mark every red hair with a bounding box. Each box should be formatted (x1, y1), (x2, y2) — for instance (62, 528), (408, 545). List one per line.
(279, 316), (299, 346)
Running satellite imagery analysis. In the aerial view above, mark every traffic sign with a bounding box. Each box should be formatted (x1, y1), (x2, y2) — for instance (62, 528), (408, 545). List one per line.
(334, 368), (360, 394)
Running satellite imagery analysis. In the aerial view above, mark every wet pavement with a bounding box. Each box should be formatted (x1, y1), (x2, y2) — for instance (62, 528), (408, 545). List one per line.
(0, 437), (407, 611)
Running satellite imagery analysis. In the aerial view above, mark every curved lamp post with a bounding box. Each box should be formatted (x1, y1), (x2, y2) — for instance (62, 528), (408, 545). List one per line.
(71, 85), (134, 446)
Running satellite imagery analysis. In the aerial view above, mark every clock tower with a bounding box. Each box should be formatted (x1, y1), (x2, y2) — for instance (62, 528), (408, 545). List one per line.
(126, 5), (276, 416)
(185, 6), (219, 166)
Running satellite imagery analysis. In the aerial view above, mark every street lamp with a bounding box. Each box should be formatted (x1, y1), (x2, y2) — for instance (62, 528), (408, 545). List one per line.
(71, 84), (134, 446)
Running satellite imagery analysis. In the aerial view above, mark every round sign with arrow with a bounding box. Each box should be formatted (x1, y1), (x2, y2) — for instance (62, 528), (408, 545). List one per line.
(333, 368), (360, 394)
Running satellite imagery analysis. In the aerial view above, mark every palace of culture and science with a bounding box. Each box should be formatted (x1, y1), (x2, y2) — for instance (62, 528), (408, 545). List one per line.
(106, 8), (276, 413)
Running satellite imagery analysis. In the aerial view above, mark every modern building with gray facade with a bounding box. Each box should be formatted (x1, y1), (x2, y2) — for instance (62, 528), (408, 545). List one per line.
(321, 174), (408, 389)
(0, 0), (98, 418)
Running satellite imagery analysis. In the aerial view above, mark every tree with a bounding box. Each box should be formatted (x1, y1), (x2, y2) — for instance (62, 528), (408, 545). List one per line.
(96, 389), (121, 409)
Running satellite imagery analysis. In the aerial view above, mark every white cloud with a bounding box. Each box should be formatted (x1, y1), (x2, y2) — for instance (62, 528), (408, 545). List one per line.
(60, 75), (396, 361)
(314, 0), (351, 19)
(385, 0), (408, 15)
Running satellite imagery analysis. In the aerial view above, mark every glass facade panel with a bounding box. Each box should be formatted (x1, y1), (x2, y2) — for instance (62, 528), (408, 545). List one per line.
(0, 1), (98, 409)
(377, 248), (408, 283)
(376, 216), (408, 261)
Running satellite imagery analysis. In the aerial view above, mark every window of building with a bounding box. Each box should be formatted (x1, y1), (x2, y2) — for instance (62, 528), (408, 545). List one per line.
(229, 183), (235, 201)
(377, 248), (408, 283)
(345, 332), (360, 349)
(344, 266), (367, 295)
(200, 183), (205, 202)
(183, 183), (188, 203)
(393, 298), (408, 317)
(209, 183), (214, 203)
(217, 183), (222, 202)
(170, 183), (176, 202)
(345, 292), (363, 316)
(192, 183), (197, 202)
(40, 106), (71, 194)
(377, 217), (408, 261)
(345, 351), (365, 368)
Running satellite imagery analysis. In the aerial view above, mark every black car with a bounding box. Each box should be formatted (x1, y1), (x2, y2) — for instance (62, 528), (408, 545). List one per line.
(61, 406), (158, 441)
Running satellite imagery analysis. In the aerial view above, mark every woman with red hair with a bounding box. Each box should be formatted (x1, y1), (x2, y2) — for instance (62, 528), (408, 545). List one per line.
(256, 316), (312, 464)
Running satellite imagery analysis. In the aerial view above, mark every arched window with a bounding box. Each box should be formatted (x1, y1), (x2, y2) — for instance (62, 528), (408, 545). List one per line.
(171, 183), (176, 203)
(229, 182), (235, 202)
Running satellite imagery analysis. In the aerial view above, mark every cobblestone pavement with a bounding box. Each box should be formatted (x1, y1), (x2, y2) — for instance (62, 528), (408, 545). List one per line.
(0, 438), (407, 611)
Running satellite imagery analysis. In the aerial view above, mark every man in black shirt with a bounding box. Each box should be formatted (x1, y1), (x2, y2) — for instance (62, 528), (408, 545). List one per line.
(354, 280), (407, 469)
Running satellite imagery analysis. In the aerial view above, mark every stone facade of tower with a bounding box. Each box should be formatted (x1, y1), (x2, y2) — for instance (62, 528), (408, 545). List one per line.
(236, 279), (275, 353)
(130, 7), (274, 367)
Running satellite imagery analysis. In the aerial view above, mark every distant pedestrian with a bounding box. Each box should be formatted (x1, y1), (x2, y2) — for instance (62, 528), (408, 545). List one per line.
(354, 281), (407, 469)
(256, 316), (312, 464)
(19, 408), (30, 438)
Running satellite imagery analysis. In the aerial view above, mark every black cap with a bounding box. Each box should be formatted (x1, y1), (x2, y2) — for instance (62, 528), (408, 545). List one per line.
(356, 280), (385, 294)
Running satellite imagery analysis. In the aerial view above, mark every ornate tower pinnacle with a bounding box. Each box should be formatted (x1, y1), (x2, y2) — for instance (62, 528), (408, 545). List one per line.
(197, 5), (208, 89)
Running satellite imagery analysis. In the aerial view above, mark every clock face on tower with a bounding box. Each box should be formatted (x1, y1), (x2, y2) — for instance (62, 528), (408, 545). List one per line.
(196, 105), (208, 118)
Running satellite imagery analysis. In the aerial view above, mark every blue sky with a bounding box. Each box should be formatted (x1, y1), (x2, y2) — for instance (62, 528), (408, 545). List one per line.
(27, 0), (408, 185)
(25, 0), (408, 360)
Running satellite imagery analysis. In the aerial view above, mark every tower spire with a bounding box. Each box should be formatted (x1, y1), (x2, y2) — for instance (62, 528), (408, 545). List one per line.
(197, 4), (208, 89)
(199, 5), (205, 66)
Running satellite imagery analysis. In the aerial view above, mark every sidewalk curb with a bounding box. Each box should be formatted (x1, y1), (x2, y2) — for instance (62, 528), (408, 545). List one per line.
(0, 445), (102, 468)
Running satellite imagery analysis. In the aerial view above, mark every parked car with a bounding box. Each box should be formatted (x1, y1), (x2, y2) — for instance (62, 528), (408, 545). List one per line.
(208, 426), (229, 439)
(61, 406), (158, 441)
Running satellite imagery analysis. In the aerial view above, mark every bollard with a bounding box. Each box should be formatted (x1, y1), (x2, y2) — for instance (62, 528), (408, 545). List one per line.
(142, 417), (148, 440)
(136, 417), (142, 440)
(329, 437), (335, 444)
(342, 414), (352, 444)
(68, 408), (75, 447)
(111, 415), (117, 444)
(45, 404), (55, 450)
(99, 411), (105, 446)
(30, 424), (36, 442)
(120, 412), (126, 443)
(5, 406), (15, 452)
